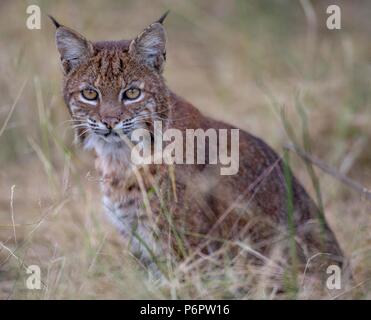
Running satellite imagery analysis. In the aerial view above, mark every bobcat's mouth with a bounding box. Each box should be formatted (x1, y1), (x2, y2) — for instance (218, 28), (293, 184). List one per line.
(85, 116), (151, 144)
(91, 127), (133, 144)
(104, 131), (116, 137)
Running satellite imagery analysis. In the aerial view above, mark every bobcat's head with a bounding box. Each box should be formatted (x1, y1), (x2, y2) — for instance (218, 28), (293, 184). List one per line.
(52, 13), (170, 152)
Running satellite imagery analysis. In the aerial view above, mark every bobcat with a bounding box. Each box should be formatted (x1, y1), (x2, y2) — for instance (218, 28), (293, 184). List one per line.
(51, 13), (346, 290)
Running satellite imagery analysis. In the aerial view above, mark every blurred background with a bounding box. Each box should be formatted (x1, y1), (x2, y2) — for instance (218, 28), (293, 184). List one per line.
(0, 0), (370, 299)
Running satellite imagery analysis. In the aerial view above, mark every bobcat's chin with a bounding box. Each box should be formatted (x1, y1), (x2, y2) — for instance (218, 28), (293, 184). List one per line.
(83, 130), (127, 152)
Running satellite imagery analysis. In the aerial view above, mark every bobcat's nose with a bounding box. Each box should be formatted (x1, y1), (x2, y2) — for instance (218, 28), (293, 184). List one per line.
(101, 117), (119, 130)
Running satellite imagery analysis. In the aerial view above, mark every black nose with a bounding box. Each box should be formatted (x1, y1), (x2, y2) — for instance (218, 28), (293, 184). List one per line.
(101, 117), (119, 129)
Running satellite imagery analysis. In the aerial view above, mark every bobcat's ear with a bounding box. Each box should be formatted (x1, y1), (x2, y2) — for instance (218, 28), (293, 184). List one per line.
(129, 12), (168, 73)
(49, 16), (94, 74)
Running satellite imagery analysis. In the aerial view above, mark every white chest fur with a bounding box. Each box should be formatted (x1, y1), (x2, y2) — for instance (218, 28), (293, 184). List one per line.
(93, 139), (160, 266)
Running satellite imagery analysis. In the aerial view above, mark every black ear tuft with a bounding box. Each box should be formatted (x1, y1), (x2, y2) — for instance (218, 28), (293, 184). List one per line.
(156, 10), (170, 24)
(48, 15), (61, 29)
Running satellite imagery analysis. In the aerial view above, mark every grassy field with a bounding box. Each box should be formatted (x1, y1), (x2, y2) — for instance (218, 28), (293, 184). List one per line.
(0, 0), (370, 299)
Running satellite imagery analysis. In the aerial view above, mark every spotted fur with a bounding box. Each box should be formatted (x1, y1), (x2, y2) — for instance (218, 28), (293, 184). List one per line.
(52, 14), (346, 285)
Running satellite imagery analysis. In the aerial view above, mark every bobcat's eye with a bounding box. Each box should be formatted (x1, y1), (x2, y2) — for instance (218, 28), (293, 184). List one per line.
(122, 88), (141, 101)
(81, 88), (98, 101)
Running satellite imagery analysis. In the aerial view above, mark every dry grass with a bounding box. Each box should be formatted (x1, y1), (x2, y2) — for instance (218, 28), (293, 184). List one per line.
(0, 0), (370, 299)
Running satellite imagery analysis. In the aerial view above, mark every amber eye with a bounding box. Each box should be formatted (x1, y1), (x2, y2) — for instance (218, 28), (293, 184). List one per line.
(122, 88), (141, 100)
(81, 88), (98, 101)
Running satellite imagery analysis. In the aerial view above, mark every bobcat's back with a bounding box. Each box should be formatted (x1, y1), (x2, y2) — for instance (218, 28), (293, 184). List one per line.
(165, 93), (344, 266)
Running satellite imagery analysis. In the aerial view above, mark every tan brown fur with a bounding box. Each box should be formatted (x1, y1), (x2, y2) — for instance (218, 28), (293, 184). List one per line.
(52, 14), (347, 289)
